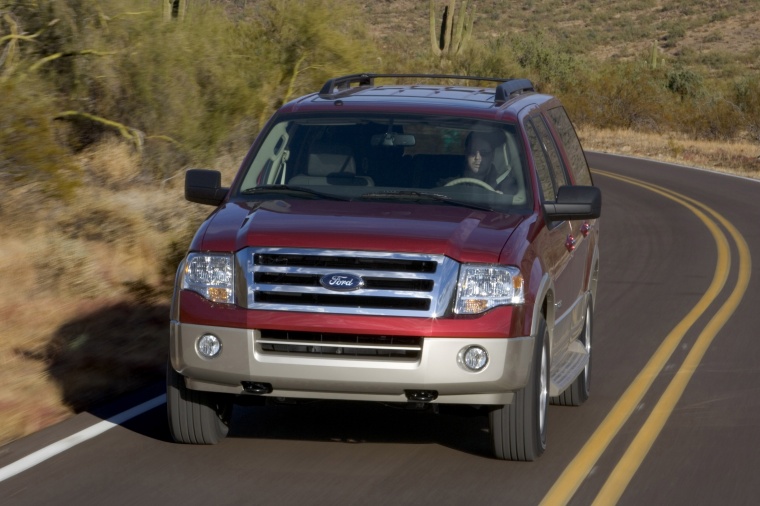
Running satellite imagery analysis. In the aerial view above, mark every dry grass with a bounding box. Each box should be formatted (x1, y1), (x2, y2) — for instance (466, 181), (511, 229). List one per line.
(580, 127), (760, 178)
(0, 298), (73, 442)
(0, 143), (208, 445)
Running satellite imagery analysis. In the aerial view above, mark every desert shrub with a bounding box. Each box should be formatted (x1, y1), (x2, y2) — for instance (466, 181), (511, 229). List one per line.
(666, 66), (705, 100)
(74, 137), (143, 188)
(243, 0), (378, 124)
(733, 77), (760, 141)
(32, 235), (111, 298)
(55, 202), (139, 244)
(710, 11), (730, 22)
(449, 37), (524, 80)
(661, 21), (686, 48)
(508, 31), (582, 93)
(677, 92), (746, 141)
(563, 61), (672, 132)
(2, 0), (378, 181)
(0, 77), (81, 199)
(564, 60), (746, 140)
(704, 99), (745, 140)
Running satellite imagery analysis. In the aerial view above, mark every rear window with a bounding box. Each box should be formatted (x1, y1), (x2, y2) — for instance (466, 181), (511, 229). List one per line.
(546, 107), (592, 186)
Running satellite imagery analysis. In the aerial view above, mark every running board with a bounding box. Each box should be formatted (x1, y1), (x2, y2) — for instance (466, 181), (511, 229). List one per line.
(549, 340), (589, 396)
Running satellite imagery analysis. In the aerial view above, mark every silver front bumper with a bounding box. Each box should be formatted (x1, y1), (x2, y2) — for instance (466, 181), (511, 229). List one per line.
(170, 321), (534, 405)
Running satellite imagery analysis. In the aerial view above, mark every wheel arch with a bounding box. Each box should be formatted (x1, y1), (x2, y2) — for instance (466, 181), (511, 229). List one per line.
(532, 273), (555, 354)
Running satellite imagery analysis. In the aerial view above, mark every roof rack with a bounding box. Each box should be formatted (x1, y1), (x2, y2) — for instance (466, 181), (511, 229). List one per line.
(318, 73), (535, 104)
(494, 79), (535, 104)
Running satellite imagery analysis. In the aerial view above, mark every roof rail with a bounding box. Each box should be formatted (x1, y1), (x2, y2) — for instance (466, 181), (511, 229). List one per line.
(494, 79), (535, 104)
(319, 73), (376, 96)
(318, 73), (535, 102)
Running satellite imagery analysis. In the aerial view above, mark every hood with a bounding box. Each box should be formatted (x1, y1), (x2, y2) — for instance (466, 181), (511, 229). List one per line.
(194, 200), (523, 264)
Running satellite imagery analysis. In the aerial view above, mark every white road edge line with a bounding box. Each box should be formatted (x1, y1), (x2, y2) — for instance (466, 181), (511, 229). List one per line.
(0, 394), (166, 483)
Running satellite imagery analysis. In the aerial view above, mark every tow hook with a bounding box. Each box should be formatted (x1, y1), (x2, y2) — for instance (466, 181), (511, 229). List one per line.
(405, 390), (438, 402)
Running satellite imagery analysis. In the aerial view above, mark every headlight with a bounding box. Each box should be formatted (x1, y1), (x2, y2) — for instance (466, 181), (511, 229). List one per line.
(454, 265), (524, 314)
(182, 253), (234, 304)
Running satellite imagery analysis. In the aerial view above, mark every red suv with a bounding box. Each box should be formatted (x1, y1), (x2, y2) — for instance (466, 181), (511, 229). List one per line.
(168, 74), (601, 461)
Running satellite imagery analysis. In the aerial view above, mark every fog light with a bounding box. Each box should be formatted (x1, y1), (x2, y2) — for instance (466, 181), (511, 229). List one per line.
(197, 334), (221, 358)
(459, 346), (488, 371)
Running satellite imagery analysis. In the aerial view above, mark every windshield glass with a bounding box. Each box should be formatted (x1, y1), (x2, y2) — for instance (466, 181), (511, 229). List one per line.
(235, 114), (532, 213)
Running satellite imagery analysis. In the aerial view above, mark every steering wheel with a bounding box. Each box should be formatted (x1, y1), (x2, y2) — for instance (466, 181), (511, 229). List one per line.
(444, 177), (496, 192)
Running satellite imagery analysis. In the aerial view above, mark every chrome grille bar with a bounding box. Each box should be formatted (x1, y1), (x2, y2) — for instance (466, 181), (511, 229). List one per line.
(239, 247), (459, 317)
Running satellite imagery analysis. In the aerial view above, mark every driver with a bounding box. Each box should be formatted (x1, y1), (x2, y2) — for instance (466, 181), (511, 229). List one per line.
(460, 131), (519, 194)
(464, 131), (498, 185)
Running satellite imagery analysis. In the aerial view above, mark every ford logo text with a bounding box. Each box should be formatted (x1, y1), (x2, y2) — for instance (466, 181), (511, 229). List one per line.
(319, 273), (365, 292)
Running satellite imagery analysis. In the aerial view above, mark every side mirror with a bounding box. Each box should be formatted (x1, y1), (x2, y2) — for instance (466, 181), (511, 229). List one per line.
(543, 185), (601, 221)
(185, 169), (228, 206)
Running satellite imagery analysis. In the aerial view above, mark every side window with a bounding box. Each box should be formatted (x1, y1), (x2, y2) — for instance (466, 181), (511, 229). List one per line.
(525, 119), (554, 202)
(526, 116), (567, 201)
(546, 106), (592, 186)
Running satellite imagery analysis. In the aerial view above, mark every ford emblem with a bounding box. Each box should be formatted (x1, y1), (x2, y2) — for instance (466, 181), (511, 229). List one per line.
(319, 273), (364, 292)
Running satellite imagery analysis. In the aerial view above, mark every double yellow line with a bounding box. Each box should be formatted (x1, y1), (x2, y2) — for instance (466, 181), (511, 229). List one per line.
(541, 170), (752, 505)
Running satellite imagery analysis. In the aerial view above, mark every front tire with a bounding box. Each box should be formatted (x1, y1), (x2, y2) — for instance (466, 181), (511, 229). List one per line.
(167, 362), (232, 444)
(489, 316), (549, 461)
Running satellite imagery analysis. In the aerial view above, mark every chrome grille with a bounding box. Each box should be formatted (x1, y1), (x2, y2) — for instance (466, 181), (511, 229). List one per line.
(239, 248), (459, 317)
(258, 330), (422, 360)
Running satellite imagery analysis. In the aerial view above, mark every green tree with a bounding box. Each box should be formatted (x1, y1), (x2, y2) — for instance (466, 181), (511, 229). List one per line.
(248, 0), (377, 127)
(2, 0), (378, 181)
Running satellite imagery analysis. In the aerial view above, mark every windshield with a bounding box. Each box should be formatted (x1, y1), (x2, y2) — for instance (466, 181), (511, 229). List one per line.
(235, 115), (532, 213)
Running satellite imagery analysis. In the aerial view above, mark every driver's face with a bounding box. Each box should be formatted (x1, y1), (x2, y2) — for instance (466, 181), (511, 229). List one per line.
(466, 138), (493, 174)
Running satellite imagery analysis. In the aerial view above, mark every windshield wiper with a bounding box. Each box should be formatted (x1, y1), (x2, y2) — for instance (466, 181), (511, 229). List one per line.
(241, 184), (348, 201)
(359, 190), (494, 211)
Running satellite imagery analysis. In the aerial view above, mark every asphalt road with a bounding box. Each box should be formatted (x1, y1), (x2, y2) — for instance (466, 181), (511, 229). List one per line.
(2, 152), (759, 505)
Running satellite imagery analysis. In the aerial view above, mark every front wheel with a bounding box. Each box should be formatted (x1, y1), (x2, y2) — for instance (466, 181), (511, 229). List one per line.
(489, 316), (549, 461)
(167, 362), (232, 444)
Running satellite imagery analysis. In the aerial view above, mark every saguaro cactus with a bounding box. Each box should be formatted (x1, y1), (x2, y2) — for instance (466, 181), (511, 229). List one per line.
(163, 0), (188, 22)
(649, 40), (659, 70)
(429, 0), (474, 59)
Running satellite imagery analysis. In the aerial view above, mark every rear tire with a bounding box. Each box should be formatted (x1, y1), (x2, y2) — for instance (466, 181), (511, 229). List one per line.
(167, 362), (232, 444)
(553, 301), (592, 407)
(489, 316), (549, 461)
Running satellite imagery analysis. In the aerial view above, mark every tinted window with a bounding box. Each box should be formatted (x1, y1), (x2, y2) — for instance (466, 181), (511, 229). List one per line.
(547, 106), (592, 186)
(527, 116), (567, 201)
(525, 120), (553, 202)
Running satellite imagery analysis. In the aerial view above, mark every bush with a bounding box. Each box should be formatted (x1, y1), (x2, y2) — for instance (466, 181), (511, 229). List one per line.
(563, 61), (672, 132)
(508, 31), (582, 93)
(0, 77), (80, 199)
(667, 66), (704, 100)
(449, 37), (523, 80)
(733, 77), (760, 141)
(2, 0), (378, 183)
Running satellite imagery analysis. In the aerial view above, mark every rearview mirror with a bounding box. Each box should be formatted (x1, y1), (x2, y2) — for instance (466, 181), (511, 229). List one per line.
(370, 133), (416, 147)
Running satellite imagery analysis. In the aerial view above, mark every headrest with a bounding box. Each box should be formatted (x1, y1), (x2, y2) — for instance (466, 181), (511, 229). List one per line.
(307, 142), (356, 176)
